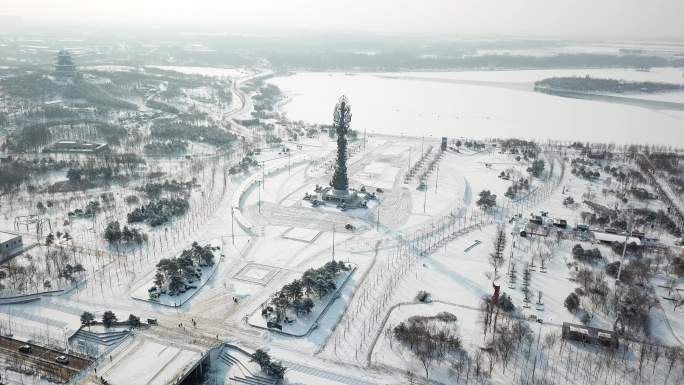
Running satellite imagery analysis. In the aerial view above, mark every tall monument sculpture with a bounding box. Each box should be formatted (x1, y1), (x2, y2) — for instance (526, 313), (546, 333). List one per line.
(331, 96), (352, 195)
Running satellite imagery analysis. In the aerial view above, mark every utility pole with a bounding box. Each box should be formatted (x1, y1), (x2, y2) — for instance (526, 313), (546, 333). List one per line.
(376, 203), (380, 231)
(363, 127), (366, 152)
(616, 212), (634, 283)
(508, 232), (515, 276)
(423, 182), (428, 213)
(231, 207), (235, 245)
(408, 147), (412, 171)
(530, 321), (543, 383)
(332, 224), (335, 261)
(262, 161), (265, 189)
(258, 180), (261, 214)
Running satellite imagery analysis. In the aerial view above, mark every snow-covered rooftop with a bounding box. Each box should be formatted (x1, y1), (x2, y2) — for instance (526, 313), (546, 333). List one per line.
(0, 231), (20, 244)
(592, 231), (641, 245)
(98, 337), (203, 385)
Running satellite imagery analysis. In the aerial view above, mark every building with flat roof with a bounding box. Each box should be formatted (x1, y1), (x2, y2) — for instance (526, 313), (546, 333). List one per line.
(562, 322), (618, 348)
(0, 231), (22, 262)
(592, 231), (641, 245)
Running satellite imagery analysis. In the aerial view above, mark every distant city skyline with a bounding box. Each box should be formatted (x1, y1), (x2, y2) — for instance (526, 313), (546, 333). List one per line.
(2, 0), (684, 39)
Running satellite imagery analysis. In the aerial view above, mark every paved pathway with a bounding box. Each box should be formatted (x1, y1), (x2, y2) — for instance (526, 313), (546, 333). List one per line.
(281, 360), (377, 385)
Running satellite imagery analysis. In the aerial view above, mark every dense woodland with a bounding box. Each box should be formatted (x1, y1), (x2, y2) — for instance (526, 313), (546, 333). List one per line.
(535, 76), (683, 93)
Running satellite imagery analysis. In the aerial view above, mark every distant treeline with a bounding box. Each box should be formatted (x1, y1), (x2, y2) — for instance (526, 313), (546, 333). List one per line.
(141, 48), (683, 71)
(145, 99), (179, 114)
(535, 76), (684, 93)
(266, 53), (678, 71)
(0, 73), (136, 110)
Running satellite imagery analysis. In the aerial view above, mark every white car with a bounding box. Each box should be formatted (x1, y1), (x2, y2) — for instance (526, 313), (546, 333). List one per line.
(55, 355), (69, 364)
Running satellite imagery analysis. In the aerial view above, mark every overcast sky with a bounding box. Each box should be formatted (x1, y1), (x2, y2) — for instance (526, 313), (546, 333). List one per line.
(4, 0), (684, 39)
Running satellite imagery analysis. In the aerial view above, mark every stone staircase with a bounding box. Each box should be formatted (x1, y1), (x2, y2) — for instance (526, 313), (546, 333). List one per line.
(219, 349), (276, 385)
(71, 329), (129, 346)
(219, 350), (240, 366)
(229, 375), (276, 385)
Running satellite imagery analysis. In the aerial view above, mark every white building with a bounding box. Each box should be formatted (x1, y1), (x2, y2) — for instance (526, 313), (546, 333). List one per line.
(592, 231), (641, 246)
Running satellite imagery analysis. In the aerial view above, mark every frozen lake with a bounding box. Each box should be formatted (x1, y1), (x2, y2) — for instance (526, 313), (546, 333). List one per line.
(269, 69), (684, 146)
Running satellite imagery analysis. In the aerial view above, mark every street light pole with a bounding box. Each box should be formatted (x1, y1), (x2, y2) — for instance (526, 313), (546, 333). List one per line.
(377, 203), (381, 232)
(332, 224), (336, 261)
(616, 212), (634, 283)
(363, 127), (367, 152)
(423, 182), (428, 213)
(508, 232), (515, 277)
(231, 207), (235, 245)
(408, 147), (412, 171)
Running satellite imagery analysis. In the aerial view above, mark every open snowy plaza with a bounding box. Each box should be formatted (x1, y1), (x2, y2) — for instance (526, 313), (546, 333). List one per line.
(2, 6), (684, 384)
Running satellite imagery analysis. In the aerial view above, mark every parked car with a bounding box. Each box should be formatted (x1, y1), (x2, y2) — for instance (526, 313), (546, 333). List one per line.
(18, 345), (31, 354)
(55, 355), (69, 364)
(266, 321), (282, 330)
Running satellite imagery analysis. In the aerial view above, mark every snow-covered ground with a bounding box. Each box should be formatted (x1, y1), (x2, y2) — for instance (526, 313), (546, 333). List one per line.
(1, 64), (683, 385)
(2, 134), (682, 385)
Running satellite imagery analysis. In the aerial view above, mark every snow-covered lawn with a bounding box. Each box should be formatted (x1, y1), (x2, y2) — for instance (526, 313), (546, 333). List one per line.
(281, 227), (321, 243)
(355, 161), (400, 190)
(372, 301), (484, 382)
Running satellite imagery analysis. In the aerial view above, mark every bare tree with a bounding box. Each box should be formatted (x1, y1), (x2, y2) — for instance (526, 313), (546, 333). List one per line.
(489, 226), (507, 279)
(664, 346), (683, 385)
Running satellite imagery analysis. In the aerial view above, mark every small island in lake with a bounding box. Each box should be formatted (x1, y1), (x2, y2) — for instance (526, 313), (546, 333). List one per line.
(534, 76), (683, 94)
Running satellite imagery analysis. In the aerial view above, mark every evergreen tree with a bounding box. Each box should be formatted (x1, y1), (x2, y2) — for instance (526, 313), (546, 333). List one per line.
(564, 292), (580, 313)
(102, 310), (117, 328)
(128, 314), (141, 328)
(80, 311), (95, 327)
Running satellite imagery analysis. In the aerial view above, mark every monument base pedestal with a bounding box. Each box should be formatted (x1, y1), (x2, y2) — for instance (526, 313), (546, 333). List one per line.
(331, 188), (350, 200)
(304, 185), (374, 210)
